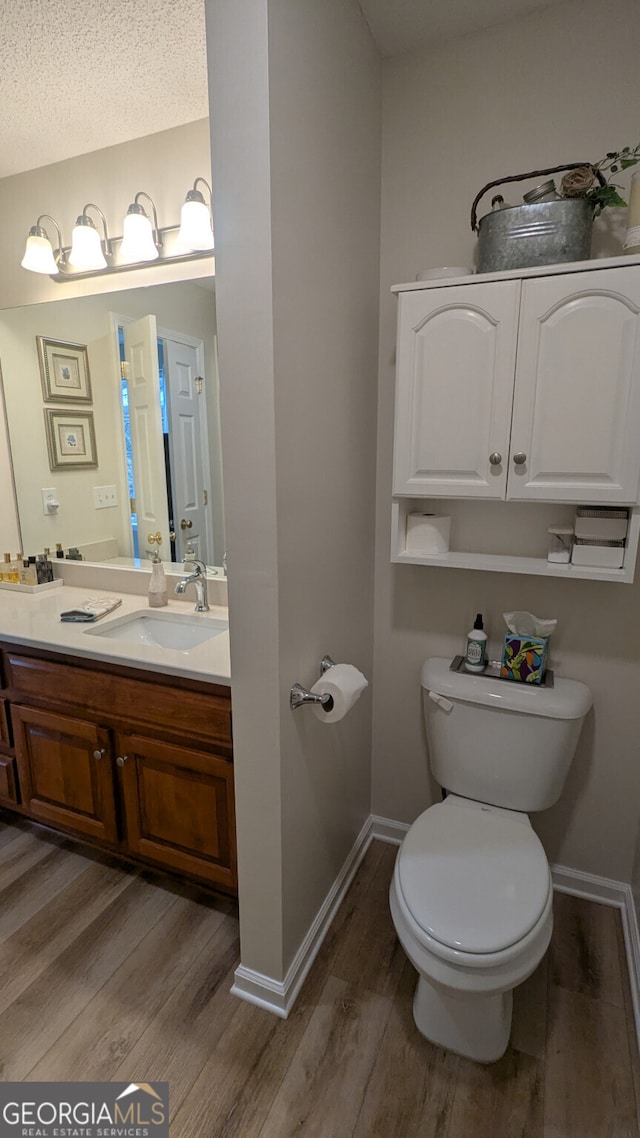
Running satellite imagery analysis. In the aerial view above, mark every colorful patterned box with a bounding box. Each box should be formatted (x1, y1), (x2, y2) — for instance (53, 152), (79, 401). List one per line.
(500, 634), (549, 684)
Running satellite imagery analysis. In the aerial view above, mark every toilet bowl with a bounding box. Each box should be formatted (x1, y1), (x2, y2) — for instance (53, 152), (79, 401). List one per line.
(389, 795), (552, 1061)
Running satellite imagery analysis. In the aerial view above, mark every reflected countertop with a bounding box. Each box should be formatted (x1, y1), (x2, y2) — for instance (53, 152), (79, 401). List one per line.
(0, 584), (231, 687)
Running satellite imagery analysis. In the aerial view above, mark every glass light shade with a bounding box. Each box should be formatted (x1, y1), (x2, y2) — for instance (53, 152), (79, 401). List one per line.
(68, 221), (107, 269)
(119, 210), (159, 263)
(21, 233), (58, 274)
(179, 199), (214, 251)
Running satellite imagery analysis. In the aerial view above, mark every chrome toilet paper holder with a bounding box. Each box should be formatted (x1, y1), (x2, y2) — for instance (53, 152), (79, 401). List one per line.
(290, 656), (336, 711)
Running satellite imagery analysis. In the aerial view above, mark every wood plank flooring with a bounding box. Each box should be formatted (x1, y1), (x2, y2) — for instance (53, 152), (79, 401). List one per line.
(0, 813), (638, 1137)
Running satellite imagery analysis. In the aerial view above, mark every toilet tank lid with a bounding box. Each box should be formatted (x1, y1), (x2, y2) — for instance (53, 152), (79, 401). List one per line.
(421, 657), (592, 720)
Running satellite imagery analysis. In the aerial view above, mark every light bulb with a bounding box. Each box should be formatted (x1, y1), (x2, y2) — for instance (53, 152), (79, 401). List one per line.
(21, 231), (58, 274)
(179, 197), (214, 252)
(69, 218), (107, 270)
(120, 208), (159, 263)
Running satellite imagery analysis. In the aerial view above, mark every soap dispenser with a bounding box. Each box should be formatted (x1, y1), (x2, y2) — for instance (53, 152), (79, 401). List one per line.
(464, 613), (488, 673)
(148, 550), (168, 608)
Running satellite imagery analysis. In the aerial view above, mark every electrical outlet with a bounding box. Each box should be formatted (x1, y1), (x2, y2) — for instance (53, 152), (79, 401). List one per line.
(93, 485), (118, 509)
(41, 487), (59, 515)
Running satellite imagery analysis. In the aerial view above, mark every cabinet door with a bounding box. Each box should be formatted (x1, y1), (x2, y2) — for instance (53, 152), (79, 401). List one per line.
(392, 281), (521, 497)
(117, 733), (237, 892)
(0, 755), (19, 806)
(13, 705), (118, 842)
(509, 267), (640, 503)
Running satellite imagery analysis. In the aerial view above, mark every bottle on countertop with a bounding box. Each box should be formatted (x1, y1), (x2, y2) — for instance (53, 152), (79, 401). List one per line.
(19, 557), (38, 586)
(36, 551), (54, 583)
(464, 613), (488, 674)
(1, 553), (19, 584)
(148, 550), (168, 608)
(55, 543), (65, 559)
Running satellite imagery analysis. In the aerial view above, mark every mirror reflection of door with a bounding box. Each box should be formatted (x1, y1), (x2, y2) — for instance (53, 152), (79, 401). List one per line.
(119, 317), (212, 565)
(122, 315), (171, 560)
(165, 340), (210, 563)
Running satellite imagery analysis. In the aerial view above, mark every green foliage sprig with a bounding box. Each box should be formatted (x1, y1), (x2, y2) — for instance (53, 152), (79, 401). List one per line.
(560, 144), (640, 211)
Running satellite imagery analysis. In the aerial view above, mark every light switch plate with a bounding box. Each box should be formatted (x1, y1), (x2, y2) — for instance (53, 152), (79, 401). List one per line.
(93, 485), (118, 509)
(41, 487), (58, 515)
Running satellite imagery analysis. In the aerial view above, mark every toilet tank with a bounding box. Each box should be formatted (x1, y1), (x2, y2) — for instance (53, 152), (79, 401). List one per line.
(421, 658), (592, 812)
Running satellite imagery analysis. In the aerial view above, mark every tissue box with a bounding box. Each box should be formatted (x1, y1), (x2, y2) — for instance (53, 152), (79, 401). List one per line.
(500, 634), (549, 684)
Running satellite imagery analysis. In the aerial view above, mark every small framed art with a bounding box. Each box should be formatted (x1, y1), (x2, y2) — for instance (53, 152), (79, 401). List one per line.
(44, 408), (98, 470)
(37, 336), (92, 403)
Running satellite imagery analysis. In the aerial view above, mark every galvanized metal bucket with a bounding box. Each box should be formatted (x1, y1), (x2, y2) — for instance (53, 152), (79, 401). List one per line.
(471, 163), (601, 274)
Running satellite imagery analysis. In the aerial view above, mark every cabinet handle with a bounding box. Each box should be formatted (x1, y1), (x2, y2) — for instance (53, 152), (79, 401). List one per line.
(116, 755), (129, 767)
(489, 452), (502, 466)
(513, 452), (527, 465)
(93, 748), (106, 761)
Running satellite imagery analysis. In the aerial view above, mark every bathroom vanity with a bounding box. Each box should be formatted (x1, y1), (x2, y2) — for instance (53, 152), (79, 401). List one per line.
(0, 587), (236, 895)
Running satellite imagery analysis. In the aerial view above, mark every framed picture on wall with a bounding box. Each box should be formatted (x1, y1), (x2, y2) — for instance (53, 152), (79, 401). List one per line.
(37, 336), (92, 403)
(44, 408), (98, 470)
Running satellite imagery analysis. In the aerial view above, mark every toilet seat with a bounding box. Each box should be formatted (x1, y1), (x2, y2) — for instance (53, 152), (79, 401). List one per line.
(395, 799), (551, 959)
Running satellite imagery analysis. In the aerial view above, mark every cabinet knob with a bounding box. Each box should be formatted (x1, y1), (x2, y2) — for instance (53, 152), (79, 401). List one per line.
(116, 754), (129, 767)
(93, 748), (106, 761)
(489, 452), (502, 466)
(513, 452), (527, 466)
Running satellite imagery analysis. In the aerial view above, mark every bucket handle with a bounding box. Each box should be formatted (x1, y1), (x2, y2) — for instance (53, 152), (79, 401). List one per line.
(470, 163), (606, 231)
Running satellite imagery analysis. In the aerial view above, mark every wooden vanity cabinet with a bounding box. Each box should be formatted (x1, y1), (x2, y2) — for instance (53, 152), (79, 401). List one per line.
(0, 653), (18, 807)
(0, 643), (236, 894)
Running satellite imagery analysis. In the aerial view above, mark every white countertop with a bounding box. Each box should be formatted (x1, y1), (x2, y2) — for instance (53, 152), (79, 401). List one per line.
(0, 584), (231, 687)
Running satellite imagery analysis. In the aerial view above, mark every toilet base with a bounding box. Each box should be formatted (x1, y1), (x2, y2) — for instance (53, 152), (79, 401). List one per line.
(413, 975), (513, 1063)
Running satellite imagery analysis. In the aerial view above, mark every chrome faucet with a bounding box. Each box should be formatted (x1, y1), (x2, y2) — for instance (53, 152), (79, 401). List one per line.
(175, 559), (210, 612)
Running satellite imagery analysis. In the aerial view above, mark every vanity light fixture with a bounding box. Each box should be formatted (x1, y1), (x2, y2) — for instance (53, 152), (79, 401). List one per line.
(68, 203), (111, 270)
(20, 214), (65, 275)
(178, 177), (214, 251)
(21, 176), (214, 283)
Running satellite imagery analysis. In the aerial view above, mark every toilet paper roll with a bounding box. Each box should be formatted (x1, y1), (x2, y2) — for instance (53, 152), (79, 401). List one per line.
(310, 663), (368, 723)
(406, 513), (451, 555)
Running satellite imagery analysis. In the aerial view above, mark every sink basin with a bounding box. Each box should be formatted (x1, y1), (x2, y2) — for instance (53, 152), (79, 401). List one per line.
(85, 609), (228, 651)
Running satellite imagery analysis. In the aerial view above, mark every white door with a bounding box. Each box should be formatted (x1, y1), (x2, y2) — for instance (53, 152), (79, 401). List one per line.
(165, 340), (210, 563)
(123, 316), (171, 557)
(392, 281), (521, 498)
(509, 266), (640, 503)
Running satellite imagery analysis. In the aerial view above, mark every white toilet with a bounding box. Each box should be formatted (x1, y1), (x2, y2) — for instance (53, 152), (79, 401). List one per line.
(389, 656), (592, 1063)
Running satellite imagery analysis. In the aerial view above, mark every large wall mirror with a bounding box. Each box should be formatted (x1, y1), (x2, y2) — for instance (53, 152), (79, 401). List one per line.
(0, 275), (224, 575)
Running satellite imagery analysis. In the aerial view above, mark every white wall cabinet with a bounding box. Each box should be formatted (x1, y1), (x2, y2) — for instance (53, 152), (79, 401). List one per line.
(391, 258), (640, 582)
(393, 264), (640, 506)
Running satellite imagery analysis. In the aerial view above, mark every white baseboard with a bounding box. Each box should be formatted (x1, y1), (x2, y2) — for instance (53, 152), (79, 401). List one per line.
(232, 813), (375, 1018)
(231, 814), (640, 1051)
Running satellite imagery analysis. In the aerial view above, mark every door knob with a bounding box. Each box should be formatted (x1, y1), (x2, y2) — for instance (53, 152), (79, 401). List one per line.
(93, 748), (106, 760)
(513, 452), (527, 465)
(147, 532), (162, 544)
(180, 519), (193, 530)
(489, 452), (502, 466)
(116, 755), (129, 767)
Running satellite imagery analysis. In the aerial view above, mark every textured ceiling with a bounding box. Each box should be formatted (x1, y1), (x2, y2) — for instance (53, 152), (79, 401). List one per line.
(0, 0), (209, 178)
(0, 0), (565, 179)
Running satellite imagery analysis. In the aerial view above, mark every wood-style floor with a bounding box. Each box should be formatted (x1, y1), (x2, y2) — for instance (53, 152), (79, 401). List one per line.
(0, 814), (638, 1137)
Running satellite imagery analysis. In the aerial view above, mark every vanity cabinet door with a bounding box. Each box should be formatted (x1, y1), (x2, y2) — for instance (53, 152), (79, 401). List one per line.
(508, 267), (640, 503)
(0, 756), (19, 806)
(117, 732), (237, 893)
(392, 281), (521, 498)
(13, 705), (118, 843)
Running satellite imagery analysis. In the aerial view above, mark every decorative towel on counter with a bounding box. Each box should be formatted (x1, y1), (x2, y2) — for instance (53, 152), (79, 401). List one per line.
(60, 597), (122, 623)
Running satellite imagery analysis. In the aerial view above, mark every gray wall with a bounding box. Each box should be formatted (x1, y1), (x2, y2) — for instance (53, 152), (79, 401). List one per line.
(373, 0), (640, 884)
(207, 0), (381, 978)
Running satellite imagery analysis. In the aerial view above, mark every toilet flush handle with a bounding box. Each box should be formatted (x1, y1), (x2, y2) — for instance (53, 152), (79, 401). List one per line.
(428, 690), (454, 712)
